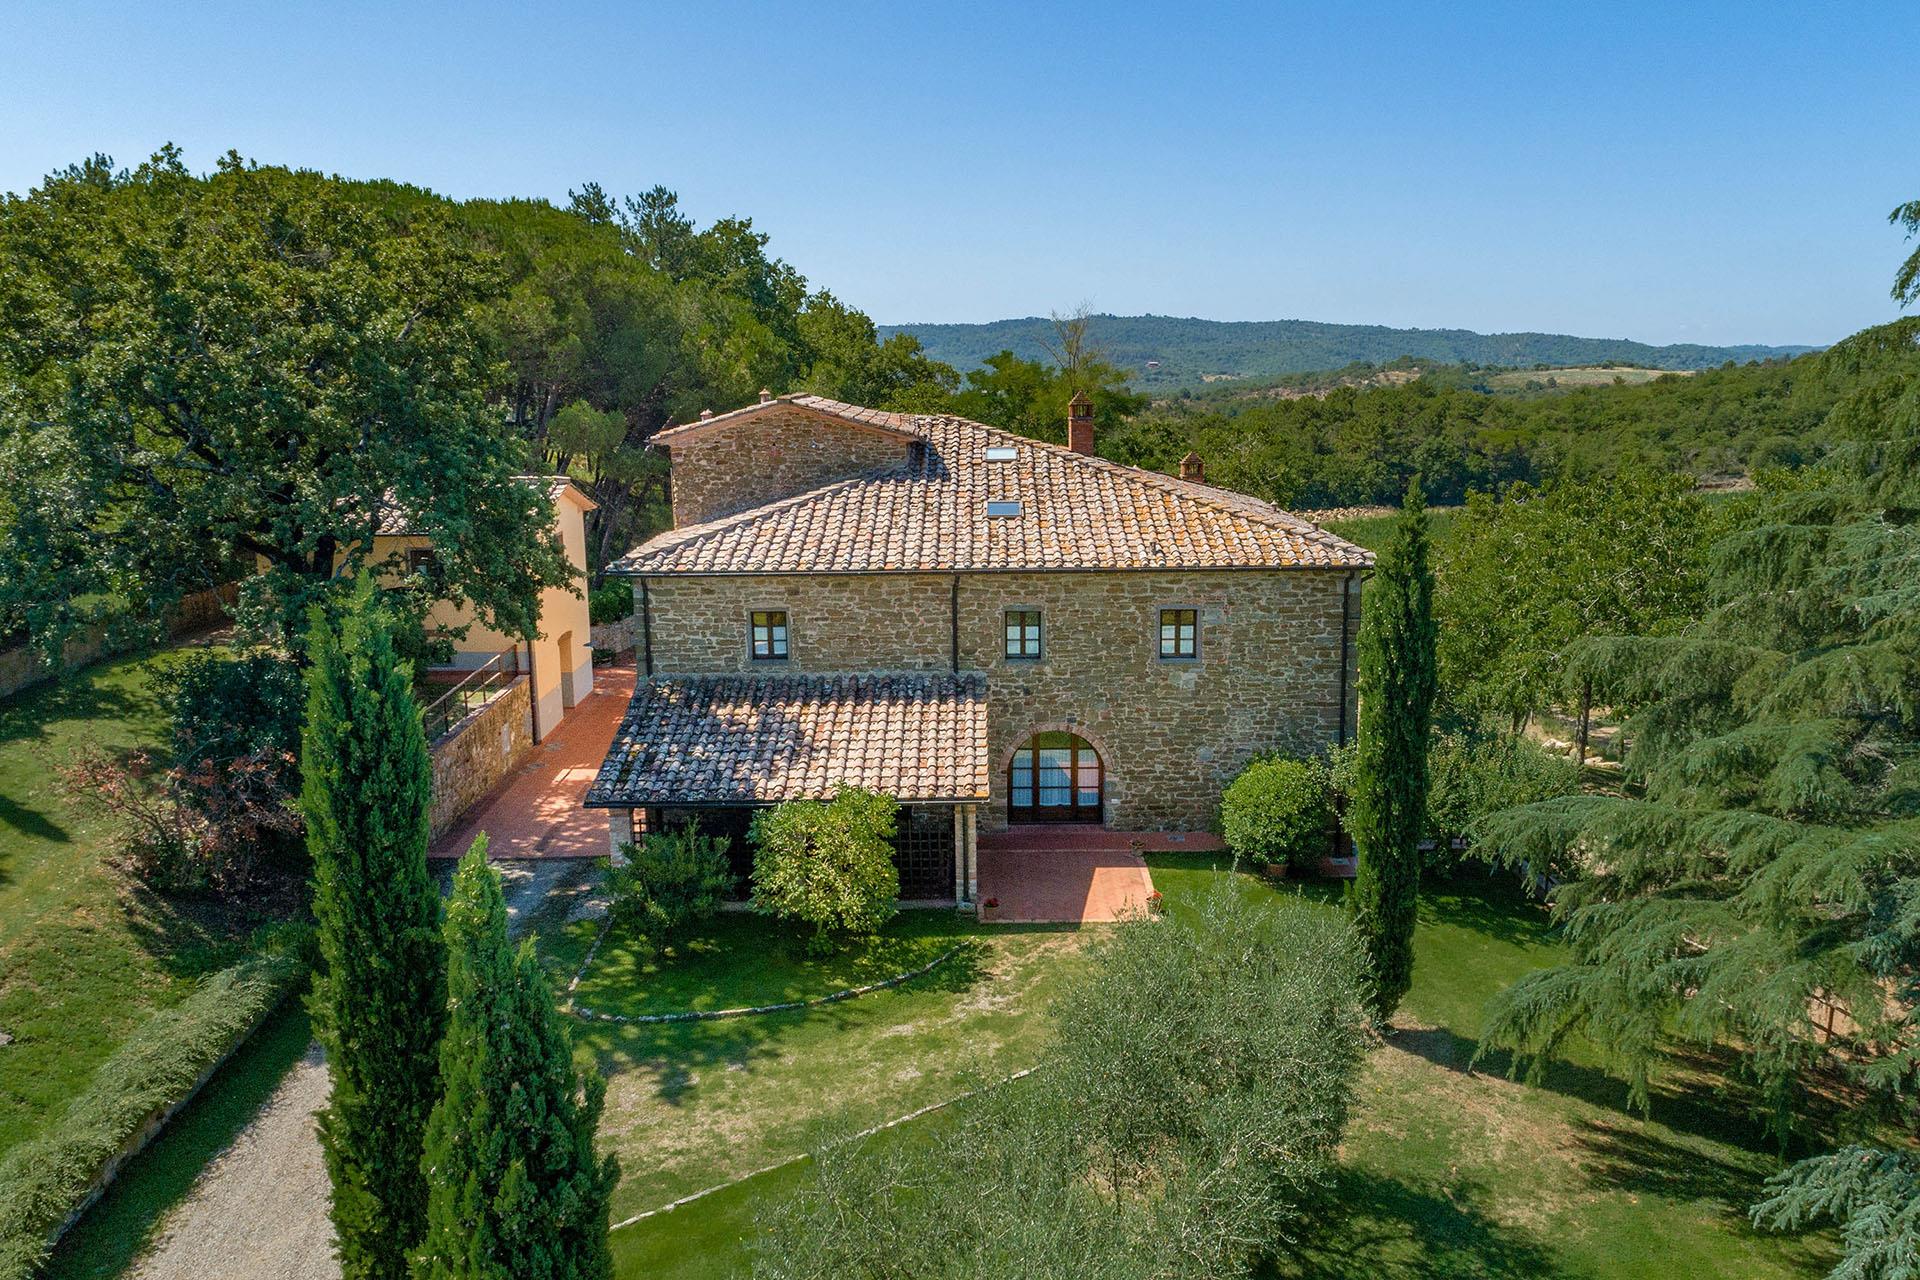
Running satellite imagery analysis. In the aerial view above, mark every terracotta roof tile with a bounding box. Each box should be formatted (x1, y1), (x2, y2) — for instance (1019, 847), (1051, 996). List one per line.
(584, 672), (989, 807)
(377, 475), (590, 537)
(612, 395), (1372, 575)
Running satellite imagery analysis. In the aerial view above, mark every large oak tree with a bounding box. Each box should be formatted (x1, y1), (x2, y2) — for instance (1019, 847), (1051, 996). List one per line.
(0, 148), (570, 652)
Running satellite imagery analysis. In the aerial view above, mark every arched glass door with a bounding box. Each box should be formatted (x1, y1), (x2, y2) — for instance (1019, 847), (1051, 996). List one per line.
(1008, 731), (1103, 824)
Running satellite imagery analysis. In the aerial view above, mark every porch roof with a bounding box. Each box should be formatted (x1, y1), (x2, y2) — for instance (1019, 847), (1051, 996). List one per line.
(584, 671), (989, 808)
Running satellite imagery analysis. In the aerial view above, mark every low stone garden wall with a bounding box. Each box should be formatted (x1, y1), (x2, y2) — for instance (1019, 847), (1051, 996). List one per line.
(0, 582), (238, 701)
(590, 613), (641, 656)
(428, 675), (533, 841)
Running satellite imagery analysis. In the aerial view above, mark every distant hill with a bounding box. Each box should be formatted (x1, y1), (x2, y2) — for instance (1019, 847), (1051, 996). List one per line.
(878, 314), (1816, 388)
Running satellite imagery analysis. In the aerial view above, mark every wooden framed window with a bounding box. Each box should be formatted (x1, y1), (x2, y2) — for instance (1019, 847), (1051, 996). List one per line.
(750, 610), (789, 661)
(1004, 609), (1042, 660)
(1008, 731), (1102, 823)
(406, 548), (438, 575)
(1159, 607), (1198, 660)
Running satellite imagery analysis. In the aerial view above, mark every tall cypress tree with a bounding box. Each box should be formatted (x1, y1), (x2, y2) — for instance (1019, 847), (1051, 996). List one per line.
(1349, 480), (1438, 1022)
(303, 582), (447, 1279)
(416, 839), (617, 1280)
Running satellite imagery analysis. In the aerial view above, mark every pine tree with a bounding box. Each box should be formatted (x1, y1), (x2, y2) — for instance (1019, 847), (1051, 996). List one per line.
(416, 840), (617, 1280)
(1469, 298), (1920, 1272)
(303, 582), (448, 1280)
(1349, 480), (1438, 1021)
(1472, 318), (1919, 1117)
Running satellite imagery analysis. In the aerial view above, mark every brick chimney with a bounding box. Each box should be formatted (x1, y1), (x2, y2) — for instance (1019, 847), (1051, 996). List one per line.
(1179, 451), (1206, 483)
(1066, 391), (1095, 455)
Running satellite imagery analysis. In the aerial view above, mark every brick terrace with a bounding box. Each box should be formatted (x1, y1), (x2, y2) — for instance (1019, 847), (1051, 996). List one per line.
(431, 659), (635, 860)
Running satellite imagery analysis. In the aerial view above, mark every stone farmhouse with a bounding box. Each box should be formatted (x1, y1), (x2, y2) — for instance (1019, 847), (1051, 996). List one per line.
(585, 392), (1372, 905)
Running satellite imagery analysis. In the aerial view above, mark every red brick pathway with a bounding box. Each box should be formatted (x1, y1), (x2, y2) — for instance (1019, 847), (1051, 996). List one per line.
(975, 826), (1225, 924)
(430, 659), (634, 861)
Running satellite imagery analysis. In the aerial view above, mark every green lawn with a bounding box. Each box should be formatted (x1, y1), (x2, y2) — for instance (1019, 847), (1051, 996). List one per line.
(572, 909), (974, 1018)
(563, 907), (1081, 1224)
(599, 858), (1832, 1279)
(0, 642), (277, 1160)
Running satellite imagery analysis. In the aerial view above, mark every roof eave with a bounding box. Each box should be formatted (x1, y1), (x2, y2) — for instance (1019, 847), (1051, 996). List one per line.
(653, 398), (919, 447)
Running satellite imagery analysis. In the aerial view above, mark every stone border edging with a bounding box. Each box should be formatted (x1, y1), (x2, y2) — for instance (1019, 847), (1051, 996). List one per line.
(568, 943), (964, 1025)
(608, 1065), (1040, 1232)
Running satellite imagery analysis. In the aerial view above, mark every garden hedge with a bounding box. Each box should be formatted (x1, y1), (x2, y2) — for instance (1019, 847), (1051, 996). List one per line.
(0, 936), (308, 1278)
(1220, 757), (1333, 871)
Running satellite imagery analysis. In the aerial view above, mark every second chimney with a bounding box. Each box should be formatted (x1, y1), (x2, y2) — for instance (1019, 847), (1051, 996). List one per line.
(1179, 451), (1206, 483)
(1067, 391), (1095, 454)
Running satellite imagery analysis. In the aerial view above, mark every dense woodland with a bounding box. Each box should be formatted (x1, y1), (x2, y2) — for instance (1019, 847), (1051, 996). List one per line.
(1094, 353), (1854, 508)
(0, 149), (1869, 659)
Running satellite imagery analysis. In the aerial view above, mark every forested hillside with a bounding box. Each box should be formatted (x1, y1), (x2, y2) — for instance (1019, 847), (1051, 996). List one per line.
(1090, 353), (1853, 508)
(882, 313), (1814, 388)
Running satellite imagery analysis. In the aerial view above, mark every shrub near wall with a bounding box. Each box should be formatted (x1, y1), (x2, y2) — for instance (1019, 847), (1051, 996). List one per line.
(0, 936), (308, 1278)
(607, 827), (734, 936)
(1221, 757), (1333, 872)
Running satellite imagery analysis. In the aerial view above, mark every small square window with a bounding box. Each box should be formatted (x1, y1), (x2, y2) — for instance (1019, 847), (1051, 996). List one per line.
(407, 548), (438, 575)
(1004, 609), (1042, 660)
(1159, 608), (1198, 659)
(985, 446), (1018, 461)
(750, 610), (789, 661)
(986, 500), (1022, 517)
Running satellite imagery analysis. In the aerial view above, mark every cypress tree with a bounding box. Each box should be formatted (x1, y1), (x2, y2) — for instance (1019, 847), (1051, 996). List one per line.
(416, 839), (617, 1280)
(303, 583), (447, 1279)
(1349, 479), (1438, 1022)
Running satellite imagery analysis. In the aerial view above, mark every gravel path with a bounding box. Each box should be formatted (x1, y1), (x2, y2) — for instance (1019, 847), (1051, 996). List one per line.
(125, 858), (604, 1280)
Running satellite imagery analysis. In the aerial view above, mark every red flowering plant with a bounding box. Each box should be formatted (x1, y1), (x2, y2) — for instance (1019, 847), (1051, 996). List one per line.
(62, 745), (300, 897)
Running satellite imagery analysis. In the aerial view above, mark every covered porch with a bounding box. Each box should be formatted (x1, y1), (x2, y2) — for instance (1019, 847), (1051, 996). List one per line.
(584, 671), (990, 904)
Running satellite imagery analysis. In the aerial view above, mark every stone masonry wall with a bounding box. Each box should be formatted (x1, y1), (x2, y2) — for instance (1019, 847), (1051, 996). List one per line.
(0, 581), (239, 702)
(429, 676), (533, 840)
(645, 574), (953, 674)
(640, 568), (1359, 832)
(957, 571), (1355, 832)
(668, 406), (914, 528)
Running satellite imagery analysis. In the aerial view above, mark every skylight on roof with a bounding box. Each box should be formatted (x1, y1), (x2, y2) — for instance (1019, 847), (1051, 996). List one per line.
(986, 500), (1022, 518)
(985, 446), (1018, 461)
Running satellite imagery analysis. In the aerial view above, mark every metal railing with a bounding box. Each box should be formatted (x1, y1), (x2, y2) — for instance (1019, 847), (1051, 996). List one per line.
(420, 649), (519, 743)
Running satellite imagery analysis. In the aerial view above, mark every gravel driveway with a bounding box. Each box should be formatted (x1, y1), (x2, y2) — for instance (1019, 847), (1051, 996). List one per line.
(125, 858), (605, 1280)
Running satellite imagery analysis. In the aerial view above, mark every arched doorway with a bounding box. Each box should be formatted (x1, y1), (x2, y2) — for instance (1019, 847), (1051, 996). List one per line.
(1008, 731), (1103, 824)
(556, 630), (577, 709)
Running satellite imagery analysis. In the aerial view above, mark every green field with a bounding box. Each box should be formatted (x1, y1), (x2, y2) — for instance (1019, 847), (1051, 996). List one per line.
(1486, 366), (1695, 391)
(0, 642), (277, 1161)
(594, 858), (1830, 1278)
(1324, 506), (1462, 553)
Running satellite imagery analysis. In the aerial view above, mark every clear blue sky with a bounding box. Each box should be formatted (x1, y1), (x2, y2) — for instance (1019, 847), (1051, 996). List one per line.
(4, 1), (1915, 347)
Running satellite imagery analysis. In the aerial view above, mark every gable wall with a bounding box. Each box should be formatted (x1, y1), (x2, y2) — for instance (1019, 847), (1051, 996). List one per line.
(668, 407), (915, 528)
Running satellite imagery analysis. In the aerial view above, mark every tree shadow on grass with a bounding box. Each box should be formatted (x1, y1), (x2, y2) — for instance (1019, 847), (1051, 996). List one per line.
(0, 791), (69, 845)
(1419, 870), (1561, 949)
(119, 879), (294, 980)
(1571, 1118), (1769, 1216)
(1263, 1168), (1568, 1280)
(577, 935), (996, 1107)
(0, 649), (168, 752)
(1392, 1025), (1787, 1158)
